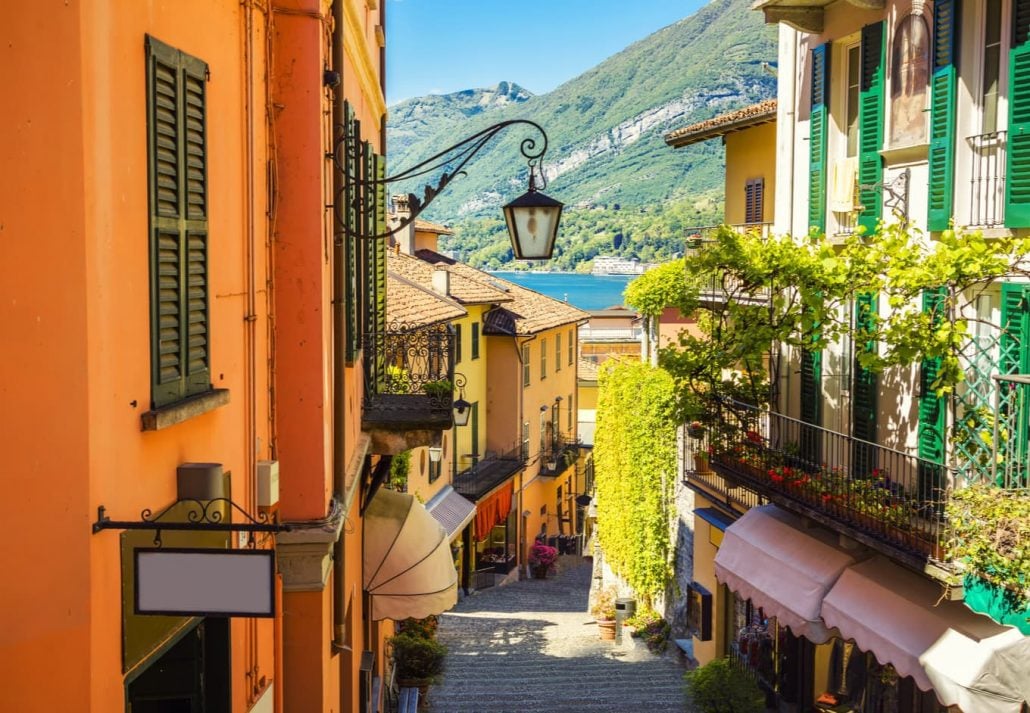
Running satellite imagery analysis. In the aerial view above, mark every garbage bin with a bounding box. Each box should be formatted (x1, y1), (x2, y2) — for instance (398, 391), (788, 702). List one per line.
(614, 597), (636, 644)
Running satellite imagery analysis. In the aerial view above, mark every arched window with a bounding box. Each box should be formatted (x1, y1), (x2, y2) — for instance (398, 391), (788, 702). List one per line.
(890, 14), (931, 146)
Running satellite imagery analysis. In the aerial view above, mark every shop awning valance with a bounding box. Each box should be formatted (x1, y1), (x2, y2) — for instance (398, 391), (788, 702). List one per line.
(475, 481), (513, 541)
(713, 505), (858, 644)
(426, 486), (476, 539)
(363, 488), (458, 621)
(821, 556), (1030, 713)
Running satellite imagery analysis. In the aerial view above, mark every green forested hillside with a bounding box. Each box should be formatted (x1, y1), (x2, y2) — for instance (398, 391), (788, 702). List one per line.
(386, 0), (776, 269)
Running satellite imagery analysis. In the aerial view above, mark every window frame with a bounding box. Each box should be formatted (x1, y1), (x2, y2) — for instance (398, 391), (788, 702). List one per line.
(555, 333), (562, 371)
(540, 337), (547, 380)
(454, 323), (463, 364)
(471, 322), (480, 359)
(522, 344), (531, 387)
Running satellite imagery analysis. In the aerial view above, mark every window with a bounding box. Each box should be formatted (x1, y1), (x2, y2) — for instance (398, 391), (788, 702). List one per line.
(522, 344), (530, 387)
(846, 43), (862, 157)
(555, 333), (562, 371)
(470, 401), (480, 465)
(540, 338), (547, 379)
(744, 178), (764, 224)
(146, 36), (211, 408)
(982, 0), (1002, 133)
(471, 322), (480, 359)
(568, 393), (574, 431)
(522, 421), (530, 461)
(569, 329), (575, 366)
(454, 324), (462, 364)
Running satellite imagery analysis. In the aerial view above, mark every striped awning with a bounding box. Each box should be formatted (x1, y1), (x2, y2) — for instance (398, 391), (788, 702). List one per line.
(426, 486), (476, 539)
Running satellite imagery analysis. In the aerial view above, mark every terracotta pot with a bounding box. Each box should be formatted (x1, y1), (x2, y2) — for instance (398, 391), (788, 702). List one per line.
(597, 619), (616, 641)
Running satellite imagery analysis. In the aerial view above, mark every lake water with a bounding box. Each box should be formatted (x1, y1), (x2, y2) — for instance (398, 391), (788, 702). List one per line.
(488, 272), (636, 312)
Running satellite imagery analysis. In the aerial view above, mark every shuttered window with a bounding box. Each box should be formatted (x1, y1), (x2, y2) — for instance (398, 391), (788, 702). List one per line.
(454, 324), (463, 364)
(744, 178), (764, 224)
(918, 288), (948, 463)
(857, 22), (885, 234)
(928, 0), (959, 230)
(1006, 0), (1030, 226)
(556, 333), (562, 371)
(999, 283), (1030, 479)
(522, 344), (531, 387)
(471, 322), (481, 359)
(344, 103), (359, 361)
(852, 294), (879, 475)
(540, 338), (547, 379)
(809, 44), (831, 233)
(147, 36), (211, 408)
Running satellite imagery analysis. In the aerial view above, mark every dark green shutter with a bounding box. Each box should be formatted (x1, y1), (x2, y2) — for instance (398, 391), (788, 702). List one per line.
(373, 152), (387, 340)
(852, 293), (878, 475)
(928, 0), (959, 230)
(1006, 0), (1030, 226)
(344, 104), (359, 361)
(857, 23), (885, 234)
(799, 346), (823, 465)
(999, 283), (1030, 485)
(147, 36), (210, 408)
(809, 43), (831, 233)
(918, 288), (948, 463)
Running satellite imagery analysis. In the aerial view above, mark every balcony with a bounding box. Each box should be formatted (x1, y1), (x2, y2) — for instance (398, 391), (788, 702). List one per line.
(689, 400), (956, 578)
(684, 223), (772, 249)
(578, 325), (645, 342)
(539, 434), (581, 478)
(966, 131), (1007, 229)
(362, 322), (455, 451)
(453, 443), (526, 501)
(683, 224), (773, 309)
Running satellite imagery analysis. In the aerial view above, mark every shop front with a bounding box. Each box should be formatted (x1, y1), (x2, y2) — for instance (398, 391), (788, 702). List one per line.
(710, 505), (1030, 713)
(472, 481), (516, 588)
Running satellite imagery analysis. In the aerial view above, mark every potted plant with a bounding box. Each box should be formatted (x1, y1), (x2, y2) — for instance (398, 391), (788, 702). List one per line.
(590, 586), (618, 640)
(422, 379), (453, 399)
(687, 420), (706, 438)
(527, 541), (558, 579)
(684, 657), (765, 713)
(389, 632), (447, 704)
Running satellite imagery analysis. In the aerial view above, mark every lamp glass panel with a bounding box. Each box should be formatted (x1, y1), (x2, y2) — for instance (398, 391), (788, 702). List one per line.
(505, 205), (560, 259)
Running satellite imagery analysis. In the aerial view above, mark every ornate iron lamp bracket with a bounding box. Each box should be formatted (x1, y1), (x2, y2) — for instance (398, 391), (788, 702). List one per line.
(331, 118), (550, 240)
(92, 499), (291, 548)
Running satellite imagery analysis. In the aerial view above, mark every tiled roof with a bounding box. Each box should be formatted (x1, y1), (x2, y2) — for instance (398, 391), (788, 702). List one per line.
(387, 250), (511, 305)
(664, 99), (777, 148)
(578, 359), (599, 382)
(414, 219), (453, 235)
(386, 272), (467, 326)
(416, 250), (590, 335)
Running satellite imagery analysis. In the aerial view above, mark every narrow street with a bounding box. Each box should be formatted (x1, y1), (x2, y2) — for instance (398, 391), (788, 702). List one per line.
(427, 560), (689, 712)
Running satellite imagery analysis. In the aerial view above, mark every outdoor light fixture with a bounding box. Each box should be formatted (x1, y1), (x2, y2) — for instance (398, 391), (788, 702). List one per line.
(428, 446), (443, 463)
(452, 373), (471, 427)
(334, 119), (562, 260)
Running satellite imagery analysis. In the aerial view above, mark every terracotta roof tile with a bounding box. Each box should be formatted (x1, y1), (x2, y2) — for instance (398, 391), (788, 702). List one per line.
(414, 219), (453, 235)
(387, 250), (511, 305)
(386, 272), (467, 326)
(664, 99), (777, 148)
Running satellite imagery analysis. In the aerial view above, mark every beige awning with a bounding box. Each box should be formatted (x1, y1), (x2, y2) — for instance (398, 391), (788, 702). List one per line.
(821, 556), (1030, 712)
(713, 505), (857, 644)
(425, 486), (476, 539)
(363, 488), (458, 621)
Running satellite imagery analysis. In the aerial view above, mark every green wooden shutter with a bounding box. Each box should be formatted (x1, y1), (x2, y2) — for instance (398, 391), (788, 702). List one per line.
(857, 23), (885, 234)
(344, 104), (359, 361)
(147, 36), (209, 408)
(809, 44), (831, 233)
(373, 152), (387, 341)
(999, 283), (1030, 484)
(918, 288), (948, 463)
(799, 345), (823, 465)
(928, 0), (959, 230)
(852, 294), (878, 458)
(1006, 0), (1030, 226)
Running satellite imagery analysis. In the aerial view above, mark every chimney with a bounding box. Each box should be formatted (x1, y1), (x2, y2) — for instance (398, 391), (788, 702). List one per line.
(431, 269), (450, 296)
(390, 194), (416, 255)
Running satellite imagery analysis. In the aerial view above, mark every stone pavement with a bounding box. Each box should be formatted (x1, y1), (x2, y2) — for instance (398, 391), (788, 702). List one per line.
(427, 559), (690, 712)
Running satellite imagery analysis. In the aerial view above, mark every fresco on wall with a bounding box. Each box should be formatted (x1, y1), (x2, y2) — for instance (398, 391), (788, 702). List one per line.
(890, 14), (930, 147)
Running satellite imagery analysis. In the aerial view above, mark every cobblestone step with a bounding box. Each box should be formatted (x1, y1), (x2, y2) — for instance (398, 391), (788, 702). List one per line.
(426, 560), (690, 713)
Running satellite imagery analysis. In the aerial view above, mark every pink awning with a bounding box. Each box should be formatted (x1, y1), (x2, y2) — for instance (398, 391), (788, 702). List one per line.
(713, 505), (857, 644)
(821, 556), (1030, 712)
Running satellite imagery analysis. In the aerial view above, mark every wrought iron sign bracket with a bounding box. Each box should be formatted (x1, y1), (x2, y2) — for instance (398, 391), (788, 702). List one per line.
(330, 118), (550, 241)
(92, 499), (291, 547)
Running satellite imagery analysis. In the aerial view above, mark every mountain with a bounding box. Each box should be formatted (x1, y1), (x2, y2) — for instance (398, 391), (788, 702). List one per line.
(388, 82), (533, 154)
(385, 0), (776, 269)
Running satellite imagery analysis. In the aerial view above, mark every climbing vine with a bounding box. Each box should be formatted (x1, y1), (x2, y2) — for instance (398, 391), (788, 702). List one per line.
(594, 360), (678, 604)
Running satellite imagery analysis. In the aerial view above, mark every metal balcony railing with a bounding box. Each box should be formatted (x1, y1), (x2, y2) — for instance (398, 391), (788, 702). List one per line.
(701, 399), (954, 564)
(684, 223), (773, 249)
(362, 322), (455, 431)
(683, 224), (773, 308)
(967, 130), (1007, 228)
(539, 434), (580, 477)
(578, 325), (645, 342)
(453, 442), (526, 501)
(991, 374), (1030, 490)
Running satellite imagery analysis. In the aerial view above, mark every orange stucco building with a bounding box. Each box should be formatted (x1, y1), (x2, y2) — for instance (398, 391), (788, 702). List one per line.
(1, 1), (454, 712)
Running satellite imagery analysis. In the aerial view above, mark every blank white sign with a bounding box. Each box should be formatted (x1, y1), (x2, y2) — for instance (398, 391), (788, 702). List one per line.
(136, 548), (275, 617)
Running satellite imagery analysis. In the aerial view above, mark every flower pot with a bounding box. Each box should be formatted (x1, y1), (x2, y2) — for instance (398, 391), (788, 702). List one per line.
(597, 619), (616, 641)
(532, 565), (549, 580)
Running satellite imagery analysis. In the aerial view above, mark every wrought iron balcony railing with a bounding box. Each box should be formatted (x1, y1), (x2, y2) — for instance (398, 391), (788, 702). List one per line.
(539, 434), (581, 477)
(682, 224), (773, 309)
(696, 399), (954, 568)
(967, 131), (1006, 229)
(453, 442), (526, 501)
(362, 322), (455, 432)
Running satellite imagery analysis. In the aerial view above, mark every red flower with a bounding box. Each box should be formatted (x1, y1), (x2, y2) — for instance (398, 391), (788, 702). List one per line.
(821, 493), (834, 504)
(771, 474), (784, 484)
(746, 430), (762, 443)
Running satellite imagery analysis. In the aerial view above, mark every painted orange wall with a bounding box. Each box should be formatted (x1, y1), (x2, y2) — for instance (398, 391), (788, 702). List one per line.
(2, 2), (276, 711)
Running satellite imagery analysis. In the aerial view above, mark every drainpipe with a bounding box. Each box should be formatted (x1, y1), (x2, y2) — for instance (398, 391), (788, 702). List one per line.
(330, 0), (349, 657)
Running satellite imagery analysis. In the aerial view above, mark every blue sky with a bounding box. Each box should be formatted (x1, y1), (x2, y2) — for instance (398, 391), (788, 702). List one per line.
(385, 0), (706, 106)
